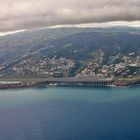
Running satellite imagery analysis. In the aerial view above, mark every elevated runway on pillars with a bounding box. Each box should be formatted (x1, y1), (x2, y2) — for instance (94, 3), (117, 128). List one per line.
(38, 77), (113, 87)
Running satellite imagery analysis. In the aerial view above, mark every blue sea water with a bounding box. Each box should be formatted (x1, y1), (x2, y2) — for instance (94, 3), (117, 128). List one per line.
(0, 86), (140, 140)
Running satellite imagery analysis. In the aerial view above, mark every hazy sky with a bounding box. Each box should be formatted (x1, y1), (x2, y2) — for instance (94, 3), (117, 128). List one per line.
(0, 0), (140, 32)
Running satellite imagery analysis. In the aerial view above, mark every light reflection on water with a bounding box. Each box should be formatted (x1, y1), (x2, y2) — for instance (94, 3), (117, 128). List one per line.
(0, 86), (139, 108)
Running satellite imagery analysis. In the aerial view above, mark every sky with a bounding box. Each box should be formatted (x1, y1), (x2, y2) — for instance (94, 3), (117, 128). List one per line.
(0, 0), (140, 34)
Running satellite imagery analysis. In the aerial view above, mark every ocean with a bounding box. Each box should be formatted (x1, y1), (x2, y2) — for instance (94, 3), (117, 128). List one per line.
(0, 86), (140, 140)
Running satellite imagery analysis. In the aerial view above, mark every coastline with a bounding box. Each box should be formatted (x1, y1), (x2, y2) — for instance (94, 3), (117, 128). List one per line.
(0, 78), (139, 90)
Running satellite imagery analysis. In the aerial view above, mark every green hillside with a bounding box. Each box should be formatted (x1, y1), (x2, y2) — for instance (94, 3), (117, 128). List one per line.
(0, 27), (140, 78)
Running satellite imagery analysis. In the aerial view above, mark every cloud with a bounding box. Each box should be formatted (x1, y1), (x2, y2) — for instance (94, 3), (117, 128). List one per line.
(0, 0), (140, 32)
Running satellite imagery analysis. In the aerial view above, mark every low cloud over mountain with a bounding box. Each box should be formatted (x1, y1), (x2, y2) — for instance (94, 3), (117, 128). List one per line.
(0, 0), (140, 32)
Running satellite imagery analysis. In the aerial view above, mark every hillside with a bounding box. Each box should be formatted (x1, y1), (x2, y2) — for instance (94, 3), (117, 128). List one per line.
(0, 27), (140, 78)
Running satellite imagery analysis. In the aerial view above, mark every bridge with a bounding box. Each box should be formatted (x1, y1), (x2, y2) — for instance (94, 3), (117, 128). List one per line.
(37, 77), (113, 87)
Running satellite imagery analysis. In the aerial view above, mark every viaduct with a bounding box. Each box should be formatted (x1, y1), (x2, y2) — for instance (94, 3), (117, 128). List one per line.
(38, 77), (113, 87)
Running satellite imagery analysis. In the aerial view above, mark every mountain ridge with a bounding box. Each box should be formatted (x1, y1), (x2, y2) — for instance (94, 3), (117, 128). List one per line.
(0, 27), (140, 78)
